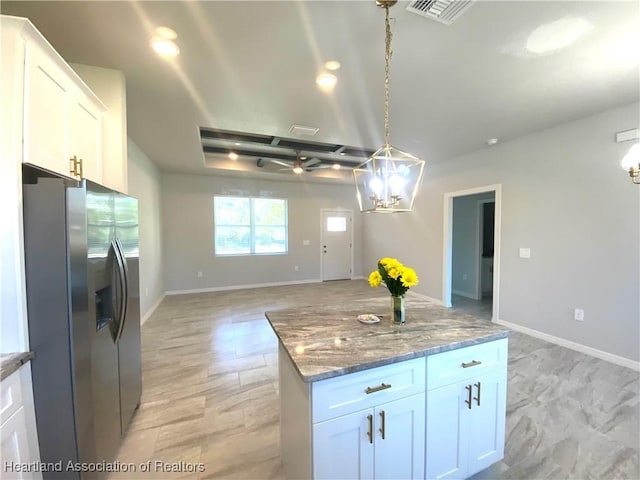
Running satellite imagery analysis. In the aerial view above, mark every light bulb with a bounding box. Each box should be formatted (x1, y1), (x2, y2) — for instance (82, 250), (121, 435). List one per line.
(620, 143), (640, 171)
(369, 176), (383, 195)
(389, 174), (406, 194)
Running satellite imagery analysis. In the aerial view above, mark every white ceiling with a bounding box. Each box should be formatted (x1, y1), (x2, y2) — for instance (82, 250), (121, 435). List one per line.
(2, 1), (639, 182)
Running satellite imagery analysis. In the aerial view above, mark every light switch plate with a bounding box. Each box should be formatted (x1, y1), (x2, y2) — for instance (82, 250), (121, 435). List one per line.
(519, 248), (531, 258)
(303, 240), (310, 246)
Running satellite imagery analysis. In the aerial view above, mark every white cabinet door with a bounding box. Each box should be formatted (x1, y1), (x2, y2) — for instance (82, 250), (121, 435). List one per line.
(69, 95), (101, 182)
(313, 409), (374, 480)
(374, 393), (425, 480)
(0, 365), (41, 480)
(426, 371), (506, 480)
(466, 372), (506, 477)
(23, 42), (70, 176)
(426, 383), (468, 480)
(1, 407), (31, 478)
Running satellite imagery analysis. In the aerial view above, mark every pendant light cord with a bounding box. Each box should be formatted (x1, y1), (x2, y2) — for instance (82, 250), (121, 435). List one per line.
(384, 4), (393, 148)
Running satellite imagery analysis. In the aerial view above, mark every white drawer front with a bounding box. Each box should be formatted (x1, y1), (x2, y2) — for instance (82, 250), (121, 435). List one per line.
(1, 368), (24, 425)
(426, 338), (508, 390)
(312, 358), (425, 423)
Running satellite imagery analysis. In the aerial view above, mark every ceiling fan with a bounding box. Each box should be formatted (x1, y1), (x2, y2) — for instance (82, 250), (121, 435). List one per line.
(265, 151), (343, 174)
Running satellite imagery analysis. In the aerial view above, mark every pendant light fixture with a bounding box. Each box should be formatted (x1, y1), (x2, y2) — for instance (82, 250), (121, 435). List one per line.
(353, 0), (425, 213)
(620, 142), (640, 184)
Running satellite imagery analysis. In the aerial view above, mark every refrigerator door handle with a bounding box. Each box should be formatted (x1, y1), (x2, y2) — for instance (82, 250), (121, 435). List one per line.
(111, 239), (127, 341)
(114, 238), (129, 342)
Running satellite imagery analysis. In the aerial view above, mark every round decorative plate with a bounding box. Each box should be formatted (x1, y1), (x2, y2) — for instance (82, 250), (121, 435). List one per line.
(357, 314), (381, 325)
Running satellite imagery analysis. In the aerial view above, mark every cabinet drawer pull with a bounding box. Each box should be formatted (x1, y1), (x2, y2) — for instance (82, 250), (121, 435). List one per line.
(461, 360), (482, 368)
(379, 410), (386, 440)
(365, 383), (392, 394)
(474, 382), (481, 406)
(367, 414), (373, 444)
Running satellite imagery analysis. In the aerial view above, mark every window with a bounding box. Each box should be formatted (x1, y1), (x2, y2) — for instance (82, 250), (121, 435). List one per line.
(326, 216), (347, 232)
(214, 196), (288, 255)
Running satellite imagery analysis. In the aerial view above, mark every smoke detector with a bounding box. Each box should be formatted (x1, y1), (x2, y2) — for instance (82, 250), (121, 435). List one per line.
(406, 0), (477, 26)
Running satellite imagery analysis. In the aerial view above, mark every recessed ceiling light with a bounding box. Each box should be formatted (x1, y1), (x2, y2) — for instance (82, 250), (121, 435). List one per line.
(151, 37), (180, 57)
(228, 152), (238, 160)
(486, 138), (498, 146)
(526, 17), (591, 54)
(155, 26), (177, 40)
(316, 73), (338, 91)
(324, 60), (341, 71)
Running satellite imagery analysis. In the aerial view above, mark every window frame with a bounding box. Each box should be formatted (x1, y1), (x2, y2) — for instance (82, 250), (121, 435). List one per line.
(213, 195), (288, 256)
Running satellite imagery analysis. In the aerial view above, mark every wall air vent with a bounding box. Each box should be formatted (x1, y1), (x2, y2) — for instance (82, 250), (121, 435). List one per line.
(406, 0), (476, 26)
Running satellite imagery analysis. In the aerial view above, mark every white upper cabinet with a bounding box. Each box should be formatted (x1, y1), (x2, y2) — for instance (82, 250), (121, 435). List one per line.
(71, 64), (128, 193)
(68, 93), (102, 182)
(3, 15), (106, 183)
(23, 43), (69, 175)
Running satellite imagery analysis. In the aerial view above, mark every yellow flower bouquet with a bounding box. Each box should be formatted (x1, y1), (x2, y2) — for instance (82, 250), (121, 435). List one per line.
(368, 257), (419, 297)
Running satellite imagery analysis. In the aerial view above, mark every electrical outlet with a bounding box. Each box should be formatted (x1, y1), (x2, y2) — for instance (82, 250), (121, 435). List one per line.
(462, 273), (468, 280)
(574, 308), (584, 321)
(294, 265), (299, 271)
(197, 271), (203, 278)
(145, 287), (149, 297)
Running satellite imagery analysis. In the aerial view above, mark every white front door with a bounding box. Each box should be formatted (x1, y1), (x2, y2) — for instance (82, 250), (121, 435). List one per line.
(321, 210), (352, 281)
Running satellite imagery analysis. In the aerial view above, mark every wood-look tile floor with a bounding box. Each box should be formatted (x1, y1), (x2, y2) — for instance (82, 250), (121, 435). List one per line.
(108, 280), (639, 480)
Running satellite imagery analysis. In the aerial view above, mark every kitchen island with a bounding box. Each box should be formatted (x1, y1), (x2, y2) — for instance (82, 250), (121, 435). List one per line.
(265, 296), (511, 480)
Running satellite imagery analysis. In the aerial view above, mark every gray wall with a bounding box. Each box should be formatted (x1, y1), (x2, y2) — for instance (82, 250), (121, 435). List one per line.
(452, 192), (494, 298)
(161, 173), (363, 292)
(127, 138), (164, 322)
(363, 102), (640, 362)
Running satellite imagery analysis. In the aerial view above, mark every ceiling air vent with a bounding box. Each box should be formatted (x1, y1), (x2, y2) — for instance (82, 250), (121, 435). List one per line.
(406, 0), (476, 26)
(288, 124), (319, 136)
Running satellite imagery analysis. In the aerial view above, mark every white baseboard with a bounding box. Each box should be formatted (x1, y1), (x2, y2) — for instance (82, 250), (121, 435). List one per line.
(407, 290), (444, 306)
(496, 318), (640, 372)
(141, 294), (165, 326)
(165, 278), (323, 296)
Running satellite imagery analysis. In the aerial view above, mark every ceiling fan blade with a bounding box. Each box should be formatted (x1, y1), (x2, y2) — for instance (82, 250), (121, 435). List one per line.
(268, 159), (292, 168)
(301, 157), (321, 168)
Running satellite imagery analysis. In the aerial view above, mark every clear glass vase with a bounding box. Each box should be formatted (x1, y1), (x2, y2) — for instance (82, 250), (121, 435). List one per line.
(391, 295), (405, 325)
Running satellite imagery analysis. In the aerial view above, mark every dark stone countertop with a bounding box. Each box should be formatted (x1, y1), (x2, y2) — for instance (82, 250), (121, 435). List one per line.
(266, 296), (510, 383)
(0, 352), (35, 381)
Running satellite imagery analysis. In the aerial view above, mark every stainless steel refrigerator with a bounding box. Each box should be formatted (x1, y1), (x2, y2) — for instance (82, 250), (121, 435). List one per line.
(22, 164), (141, 479)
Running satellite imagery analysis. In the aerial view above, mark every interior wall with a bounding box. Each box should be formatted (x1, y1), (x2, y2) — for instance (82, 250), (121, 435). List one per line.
(161, 173), (363, 293)
(452, 192), (494, 298)
(127, 138), (164, 323)
(363, 102), (640, 362)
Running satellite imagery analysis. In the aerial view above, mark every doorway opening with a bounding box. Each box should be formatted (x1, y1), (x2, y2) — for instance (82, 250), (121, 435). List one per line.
(443, 185), (501, 321)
